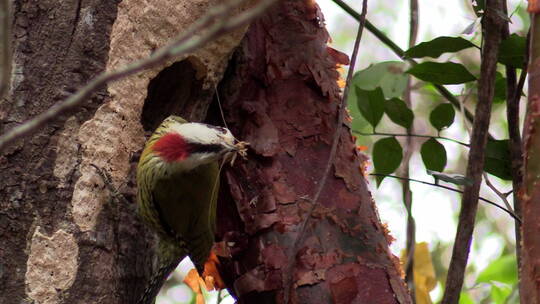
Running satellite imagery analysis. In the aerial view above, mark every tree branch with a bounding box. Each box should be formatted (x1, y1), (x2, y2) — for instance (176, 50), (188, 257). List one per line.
(402, 0), (418, 298)
(370, 174), (521, 223)
(0, 0), (278, 152)
(505, 20), (529, 271)
(442, 1), (505, 302)
(483, 172), (514, 213)
(353, 131), (469, 147)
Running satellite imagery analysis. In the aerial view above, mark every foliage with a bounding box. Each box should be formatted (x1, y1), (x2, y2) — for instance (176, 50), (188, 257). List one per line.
(407, 62), (476, 85)
(421, 138), (447, 172)
(343, 1), (528, 303)
(372, 137), (403, 186)
(404, 37), (477, 59)
(429, 104), (455, 132)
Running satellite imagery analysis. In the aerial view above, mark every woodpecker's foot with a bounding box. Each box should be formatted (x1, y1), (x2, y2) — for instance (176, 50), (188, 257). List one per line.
(202, 251), (225, 290)
(184, 269), (207, 304)
(183, 251), (225, 303)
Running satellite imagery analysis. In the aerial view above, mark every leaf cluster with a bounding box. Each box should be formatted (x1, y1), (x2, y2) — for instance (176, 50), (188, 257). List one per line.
(349, 32), (524, 186)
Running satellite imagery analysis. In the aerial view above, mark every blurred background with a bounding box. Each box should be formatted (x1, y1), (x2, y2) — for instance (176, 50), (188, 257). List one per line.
(159, 1), (528, 303)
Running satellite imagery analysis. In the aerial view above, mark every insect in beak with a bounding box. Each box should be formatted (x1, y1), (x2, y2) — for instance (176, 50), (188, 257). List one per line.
(224, 140), (249, 166)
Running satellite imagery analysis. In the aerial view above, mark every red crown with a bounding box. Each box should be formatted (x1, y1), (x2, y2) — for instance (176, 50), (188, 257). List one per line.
(153, 133), (190, 162)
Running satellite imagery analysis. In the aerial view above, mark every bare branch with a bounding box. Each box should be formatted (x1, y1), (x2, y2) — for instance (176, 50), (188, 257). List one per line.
(505, 20), (529, 271)
(0, 0), (278, 152)
(483, 172), (514, 213)
(402, 0), (418, 298)
(370, 174), (521, 223)
(442, 1), (505, 302)
(353, 131), (469, 147)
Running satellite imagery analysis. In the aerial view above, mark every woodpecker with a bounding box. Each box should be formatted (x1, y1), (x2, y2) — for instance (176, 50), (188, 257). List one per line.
(136, 115), (240, 304)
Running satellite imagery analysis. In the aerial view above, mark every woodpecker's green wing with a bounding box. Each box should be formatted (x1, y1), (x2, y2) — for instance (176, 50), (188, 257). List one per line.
(151, 161), (219, 270)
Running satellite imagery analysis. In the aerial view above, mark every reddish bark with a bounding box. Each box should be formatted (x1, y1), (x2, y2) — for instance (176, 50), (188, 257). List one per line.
(215, 1), (411, 303)
(520, 13), (540, 304)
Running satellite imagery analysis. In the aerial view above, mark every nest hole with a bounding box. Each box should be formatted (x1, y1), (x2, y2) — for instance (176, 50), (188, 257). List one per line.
(141, 60), (203, 132)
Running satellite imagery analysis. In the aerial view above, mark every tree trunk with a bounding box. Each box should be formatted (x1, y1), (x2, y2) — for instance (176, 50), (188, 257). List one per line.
(215, 1), (411, 303)
(520, 11), (540, 304)
(0, 0), (248, 303)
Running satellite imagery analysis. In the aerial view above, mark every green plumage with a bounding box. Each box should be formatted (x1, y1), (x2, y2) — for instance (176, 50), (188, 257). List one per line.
(136, 116), (221, 304)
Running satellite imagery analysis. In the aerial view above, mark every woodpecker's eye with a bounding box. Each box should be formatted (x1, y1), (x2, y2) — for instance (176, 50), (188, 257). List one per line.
(214, 126), (227, 134)
(204, 124), (228, 134)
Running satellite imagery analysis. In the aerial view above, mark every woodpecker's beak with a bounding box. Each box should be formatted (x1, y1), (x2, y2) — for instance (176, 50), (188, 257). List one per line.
(221, 140), (237, 153)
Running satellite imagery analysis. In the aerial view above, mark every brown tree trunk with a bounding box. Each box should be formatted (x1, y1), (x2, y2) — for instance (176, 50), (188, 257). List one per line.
(0, 0), (247, 303)
(215, 1), (411, 303)
(521, 11), (540, 304)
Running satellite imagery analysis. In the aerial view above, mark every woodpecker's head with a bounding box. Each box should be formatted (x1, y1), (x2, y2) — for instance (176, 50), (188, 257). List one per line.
(148, 116), (238, 171)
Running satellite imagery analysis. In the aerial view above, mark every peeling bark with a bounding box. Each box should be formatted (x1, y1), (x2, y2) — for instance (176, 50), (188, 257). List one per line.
(216, 1), (411, 303)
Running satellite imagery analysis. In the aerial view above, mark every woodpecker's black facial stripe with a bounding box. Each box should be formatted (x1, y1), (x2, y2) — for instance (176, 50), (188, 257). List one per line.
(188, 142), (224, 154)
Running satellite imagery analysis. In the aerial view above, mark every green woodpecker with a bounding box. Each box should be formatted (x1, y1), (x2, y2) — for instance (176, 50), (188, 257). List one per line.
(136, 115), (238, 304)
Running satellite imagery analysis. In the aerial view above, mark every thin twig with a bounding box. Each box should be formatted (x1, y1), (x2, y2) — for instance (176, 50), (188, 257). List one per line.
(353, 131), (469, 147)
(284, 0), (368, 302)
(0, 0), (11, 99)
(507, 28), (529, 273)
(442, 1), (505, 303)
(483, 172), (514, 213)
(370, 174), (521, 223)
(402, 0), (418, 299)
(0, 0), (278, 152)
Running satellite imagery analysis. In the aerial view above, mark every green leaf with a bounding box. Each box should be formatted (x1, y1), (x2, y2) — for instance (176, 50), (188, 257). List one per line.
(373, 137), (403, 186)
(459, 292), (475, 304)
(356, 87), (385, 129)
(384, 98), (414, 129)
(498, 34), (527, 69)
(485, 139), (512, 180)
(407, 62), (476, 85)
(347, 102), (369, 132)
(404, 36), (477, 59)
(353, 61), (408, 98)
(477, 255), (517, 284)
(490, 283), (512, 304)
(427, 170), (473, 186)
(430, 104), (455, 131)
(421, 139), (447, 172)
(493, 72), (507, 103)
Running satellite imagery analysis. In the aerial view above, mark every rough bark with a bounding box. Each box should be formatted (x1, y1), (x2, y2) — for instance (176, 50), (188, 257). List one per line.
(0, 0), (248, 303)
(215, 1), (411, 303)
(520, 11), (540, 304)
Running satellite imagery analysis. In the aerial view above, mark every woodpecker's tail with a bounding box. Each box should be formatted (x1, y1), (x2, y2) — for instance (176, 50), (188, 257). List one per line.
(137, 257), (182, 304)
